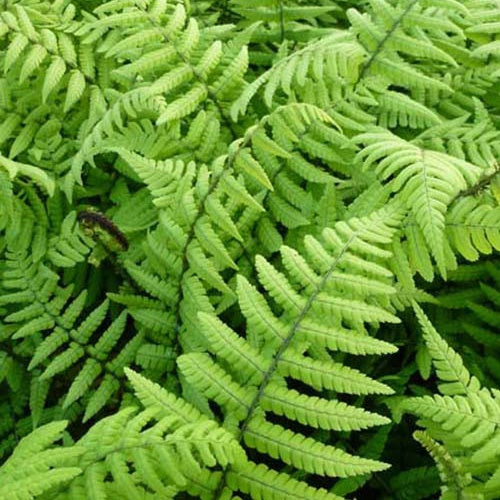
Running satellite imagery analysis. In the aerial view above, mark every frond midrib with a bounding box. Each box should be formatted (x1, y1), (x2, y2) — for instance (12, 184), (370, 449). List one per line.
(356, 0), (421, 83)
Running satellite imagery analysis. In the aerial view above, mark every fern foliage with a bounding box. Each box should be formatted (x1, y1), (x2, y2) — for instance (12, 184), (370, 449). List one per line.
(402, 304), (500, 499)
(175, 206), (401, 498)
(0, 0), (499, 499)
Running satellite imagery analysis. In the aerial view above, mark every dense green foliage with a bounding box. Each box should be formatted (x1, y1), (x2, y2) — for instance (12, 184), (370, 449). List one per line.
(0, 0), (499, 498)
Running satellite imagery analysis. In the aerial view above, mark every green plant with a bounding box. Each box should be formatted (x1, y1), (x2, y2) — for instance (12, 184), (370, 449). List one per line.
(0, 0), (499, 499)
(402, 304), (500, 500)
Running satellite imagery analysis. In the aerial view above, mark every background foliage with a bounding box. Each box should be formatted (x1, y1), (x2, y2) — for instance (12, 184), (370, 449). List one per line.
(0, 0), (499, 498)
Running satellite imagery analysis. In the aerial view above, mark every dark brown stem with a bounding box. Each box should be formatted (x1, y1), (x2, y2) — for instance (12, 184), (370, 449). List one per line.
(454, 165), (499, 201)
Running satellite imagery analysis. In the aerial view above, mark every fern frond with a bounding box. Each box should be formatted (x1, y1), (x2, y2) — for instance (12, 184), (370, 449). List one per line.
(402, 306), (500, 497)
(231, 32), (365, 119)
(388, 466), (440, 500)
(1, 1), (499, 498)
(22, 368), (244, 499)
(175, 206), (403, 497)
(446, 197), (500, 261)
(228, 461), (343, 500)
(356, 129), (483, 276)
(413, 302), (481, 395)
(0, 154), (55, 196)
(0, 421), (82, 500)
(413, 431), (476, 500)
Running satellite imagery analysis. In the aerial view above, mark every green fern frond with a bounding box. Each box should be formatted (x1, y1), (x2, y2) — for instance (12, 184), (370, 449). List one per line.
(174, 206), (403, 497)
(67, 407), (244, 497)
(446, 197), (500, 261)
(388, 466), (441, 500)
(0, 421), (82, 500)
(231, 31), (365, 119)
(413, 431), (477, 500)
(0, 367), (246, 500)
(413, 302), (481, 395)
(228, 461), (344, 500)
(0, 154), (55, 196)
(402, 305), (500, 498)
(356, 129), (484, 276)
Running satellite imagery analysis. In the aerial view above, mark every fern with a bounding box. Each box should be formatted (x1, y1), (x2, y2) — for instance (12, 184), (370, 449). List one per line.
(0, 421), (82, 500)
(402, 304), (500, 499)
(356, 128), (484, 277)
(0, 0), (499, 499)
(173, 206), (402, 498)
(0, 368), (245, 500)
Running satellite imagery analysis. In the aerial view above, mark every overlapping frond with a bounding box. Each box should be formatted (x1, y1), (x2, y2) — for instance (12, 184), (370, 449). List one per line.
(0, 369), (246, 500)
